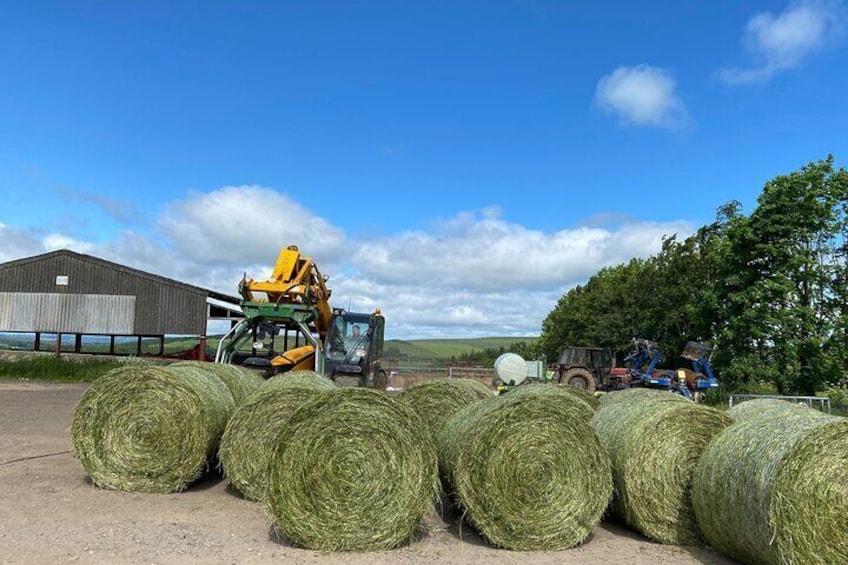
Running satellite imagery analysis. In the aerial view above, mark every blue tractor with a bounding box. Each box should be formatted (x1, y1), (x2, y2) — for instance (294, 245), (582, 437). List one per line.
(624, 338), (719, 402)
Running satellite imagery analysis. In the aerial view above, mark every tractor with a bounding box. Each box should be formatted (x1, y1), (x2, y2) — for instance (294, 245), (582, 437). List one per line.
(215, 245), (386, 388)
(554, 346), (631, 394)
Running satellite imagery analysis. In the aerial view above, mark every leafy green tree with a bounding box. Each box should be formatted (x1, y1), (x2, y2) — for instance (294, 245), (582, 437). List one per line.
(717, 157), (847, 394)
(538, 259), (654, 362)
(538, 157), (848, 396)
(448, 341), (542, 367)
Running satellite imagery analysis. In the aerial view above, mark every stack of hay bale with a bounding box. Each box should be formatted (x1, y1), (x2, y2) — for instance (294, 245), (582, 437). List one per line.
(73, 362), (848, 560)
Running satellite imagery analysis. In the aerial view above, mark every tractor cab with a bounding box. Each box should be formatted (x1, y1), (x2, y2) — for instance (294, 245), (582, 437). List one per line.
(324, 309), (386, 388)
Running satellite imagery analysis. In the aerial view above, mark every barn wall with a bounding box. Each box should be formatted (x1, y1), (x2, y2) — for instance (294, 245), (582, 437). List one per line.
(0, 252), (208, 335)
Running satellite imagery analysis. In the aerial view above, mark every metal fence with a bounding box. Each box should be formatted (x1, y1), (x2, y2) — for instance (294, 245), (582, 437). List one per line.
(728, 393), (832, 414)
(386, 365), (497, 379)
(389, 365), (449, 378)
(448, 366), (496, 379)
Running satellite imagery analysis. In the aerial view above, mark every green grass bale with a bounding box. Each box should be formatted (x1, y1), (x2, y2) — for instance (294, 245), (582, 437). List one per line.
(266, 388), (439, 551)
(71, 364), (234, 493)
(693, 399), (848, 565)
(591, 388), (732, 545)
(171, 360), (264, 405)
(397, 378), (493, 443)
(218, 370), (336, 501)
(438, 388), (612, 550)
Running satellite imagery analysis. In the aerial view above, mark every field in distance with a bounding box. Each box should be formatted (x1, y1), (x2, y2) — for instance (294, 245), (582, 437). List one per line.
(384, 336), (538, 361)
(0, 334), (538, 362)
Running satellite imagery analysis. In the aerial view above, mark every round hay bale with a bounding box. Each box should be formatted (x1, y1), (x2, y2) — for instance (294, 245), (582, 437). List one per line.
(396, 378), (492, 443)
(172, 360), (264, 405)
(726, 397), (813, 422)
(555, 383), (601, 409)
(218, 370), (336, 502)
(693, 399), (848, 565)
(501, 383), (597, 421)
(598, 387), (689, 408)
(591, 391), (732, 545)
(265, 369), (333, 388)
(267, 388), (439, 551)
(438, 390), (612, 550)
(71, 364), (235, 493)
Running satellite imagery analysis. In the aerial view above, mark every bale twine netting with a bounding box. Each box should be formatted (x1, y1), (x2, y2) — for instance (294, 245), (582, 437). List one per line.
(437, 387), (612, 551)
(396, 378), (493, 443)
(71, 364), (235, 493)
(590, 388), (732, 545)
(266, 388), (439, 551)
(171, 360), (265, 405)
(218, 370), (336, 502)
(692, 399), (848, 565)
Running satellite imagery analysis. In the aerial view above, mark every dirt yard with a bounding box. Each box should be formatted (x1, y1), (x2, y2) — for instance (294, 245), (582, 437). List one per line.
(0, 380), (736, 565)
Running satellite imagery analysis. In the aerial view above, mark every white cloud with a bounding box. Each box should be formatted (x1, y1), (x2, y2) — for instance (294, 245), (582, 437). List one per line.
(43, 233), (93, 253)
(329, 275), (562, 338)
(594, 65), (689, 129)
(350, 209), (690, 292)
(717, 0), (846, 85)
(157, 185), (347, 268)
(0, 223), (96, 263)
(337, 210), (691, 337)
(0, 189), (692, 339)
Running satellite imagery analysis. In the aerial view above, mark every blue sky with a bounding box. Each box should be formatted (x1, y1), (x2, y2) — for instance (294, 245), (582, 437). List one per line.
(2, 1), (847, 338)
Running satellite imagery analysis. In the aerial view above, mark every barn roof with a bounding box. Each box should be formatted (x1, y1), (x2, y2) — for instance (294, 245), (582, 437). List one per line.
(0, 249), (241, 305)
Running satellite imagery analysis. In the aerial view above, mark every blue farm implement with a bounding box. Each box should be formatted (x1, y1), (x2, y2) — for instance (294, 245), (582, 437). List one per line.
(623, 339), (719, 401)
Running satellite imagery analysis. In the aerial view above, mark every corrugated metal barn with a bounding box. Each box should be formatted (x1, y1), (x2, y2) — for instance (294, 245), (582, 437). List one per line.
(0, 249), (242, 357)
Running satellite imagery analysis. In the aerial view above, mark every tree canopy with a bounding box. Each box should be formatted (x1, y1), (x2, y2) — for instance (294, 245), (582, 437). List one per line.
(537, 157), (848, 396)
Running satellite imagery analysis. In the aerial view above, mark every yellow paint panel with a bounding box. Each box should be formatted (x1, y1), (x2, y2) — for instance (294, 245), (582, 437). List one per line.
(270, 345), (316, 372)
(271, 248), (300, 282)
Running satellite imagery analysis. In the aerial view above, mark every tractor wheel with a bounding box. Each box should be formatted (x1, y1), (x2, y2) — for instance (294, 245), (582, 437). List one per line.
(562, 367), (597, 394)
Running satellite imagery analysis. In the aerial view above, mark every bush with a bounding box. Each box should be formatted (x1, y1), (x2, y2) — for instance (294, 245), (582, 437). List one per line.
(823, 378), (848, 404)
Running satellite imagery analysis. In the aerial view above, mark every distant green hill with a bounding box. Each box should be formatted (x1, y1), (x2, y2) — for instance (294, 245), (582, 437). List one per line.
(1, 333), (538, 362)
(384, 336), (538, 361)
